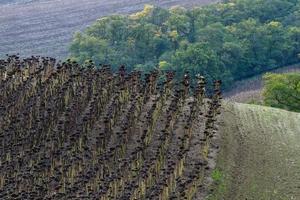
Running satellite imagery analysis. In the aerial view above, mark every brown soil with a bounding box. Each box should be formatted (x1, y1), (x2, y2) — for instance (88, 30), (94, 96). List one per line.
(225, 64), (300, 103)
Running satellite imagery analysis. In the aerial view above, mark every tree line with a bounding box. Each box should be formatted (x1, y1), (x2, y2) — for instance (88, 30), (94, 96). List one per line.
(69, 0), (300, 89)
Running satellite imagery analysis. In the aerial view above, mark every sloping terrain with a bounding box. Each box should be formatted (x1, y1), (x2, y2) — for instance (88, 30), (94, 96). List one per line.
(209, 102), (300, 200)
(0, 56), (222, 199)
(2, 56), (300, 199)
(224, 64), (300, 103)
(0, 0), (218, 59)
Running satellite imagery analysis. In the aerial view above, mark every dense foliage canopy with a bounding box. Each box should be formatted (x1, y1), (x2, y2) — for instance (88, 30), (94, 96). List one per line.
(263, 73), (300, 112)
(70, 0), (300, 88)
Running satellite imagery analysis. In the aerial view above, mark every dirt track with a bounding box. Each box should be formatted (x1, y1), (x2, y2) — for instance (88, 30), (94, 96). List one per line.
(210, 102), (300, 200)
(0, 0), (218, 59)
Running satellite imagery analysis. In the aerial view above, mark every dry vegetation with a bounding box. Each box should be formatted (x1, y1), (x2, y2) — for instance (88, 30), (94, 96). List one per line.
(1, 55), (300, 199)
(0, 55), (222, 199)
(0, 0), (219, 59)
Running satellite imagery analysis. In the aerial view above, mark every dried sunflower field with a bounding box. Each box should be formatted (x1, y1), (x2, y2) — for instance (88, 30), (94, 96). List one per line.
(0, 55), (222, 199)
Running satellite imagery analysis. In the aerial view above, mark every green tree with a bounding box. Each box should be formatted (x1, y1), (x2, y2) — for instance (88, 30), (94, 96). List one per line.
(263, 73), (300, 112)
(69, 32), (110, 64)
(171, 42), (232, 88)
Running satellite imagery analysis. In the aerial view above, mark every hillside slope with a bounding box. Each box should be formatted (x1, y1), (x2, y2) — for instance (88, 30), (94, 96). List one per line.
(211, 102), (300, 200)
(224, 64), (300, 103)
(0, 56), (223, 199)
(0, 0), (218, 59)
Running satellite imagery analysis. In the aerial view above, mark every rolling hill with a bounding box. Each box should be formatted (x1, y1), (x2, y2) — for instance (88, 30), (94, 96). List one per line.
(1, 56), (300, 199)
(224, 64), (300, 103)
(210, 102), (300, 200)
(0, 0), (219, 59)
(0, 56), (222, 199)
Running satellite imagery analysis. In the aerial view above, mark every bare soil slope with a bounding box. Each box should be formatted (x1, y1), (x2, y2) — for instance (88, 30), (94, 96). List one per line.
(225, 64), (300, 103)
(0, 0), (218, 59)
(210, 102), (300, 200)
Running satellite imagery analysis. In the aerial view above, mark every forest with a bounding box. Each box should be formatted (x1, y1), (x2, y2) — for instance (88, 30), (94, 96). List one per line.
(70, 0), (300, 89)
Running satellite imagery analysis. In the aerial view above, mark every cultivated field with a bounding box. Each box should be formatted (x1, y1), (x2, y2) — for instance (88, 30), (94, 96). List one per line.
(0, 56), (222, 199)
(0, 0), (219, 59)
(1, 55), (300, 199)
(210, 102), (300, 199)
(224, 63), (300, 103)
